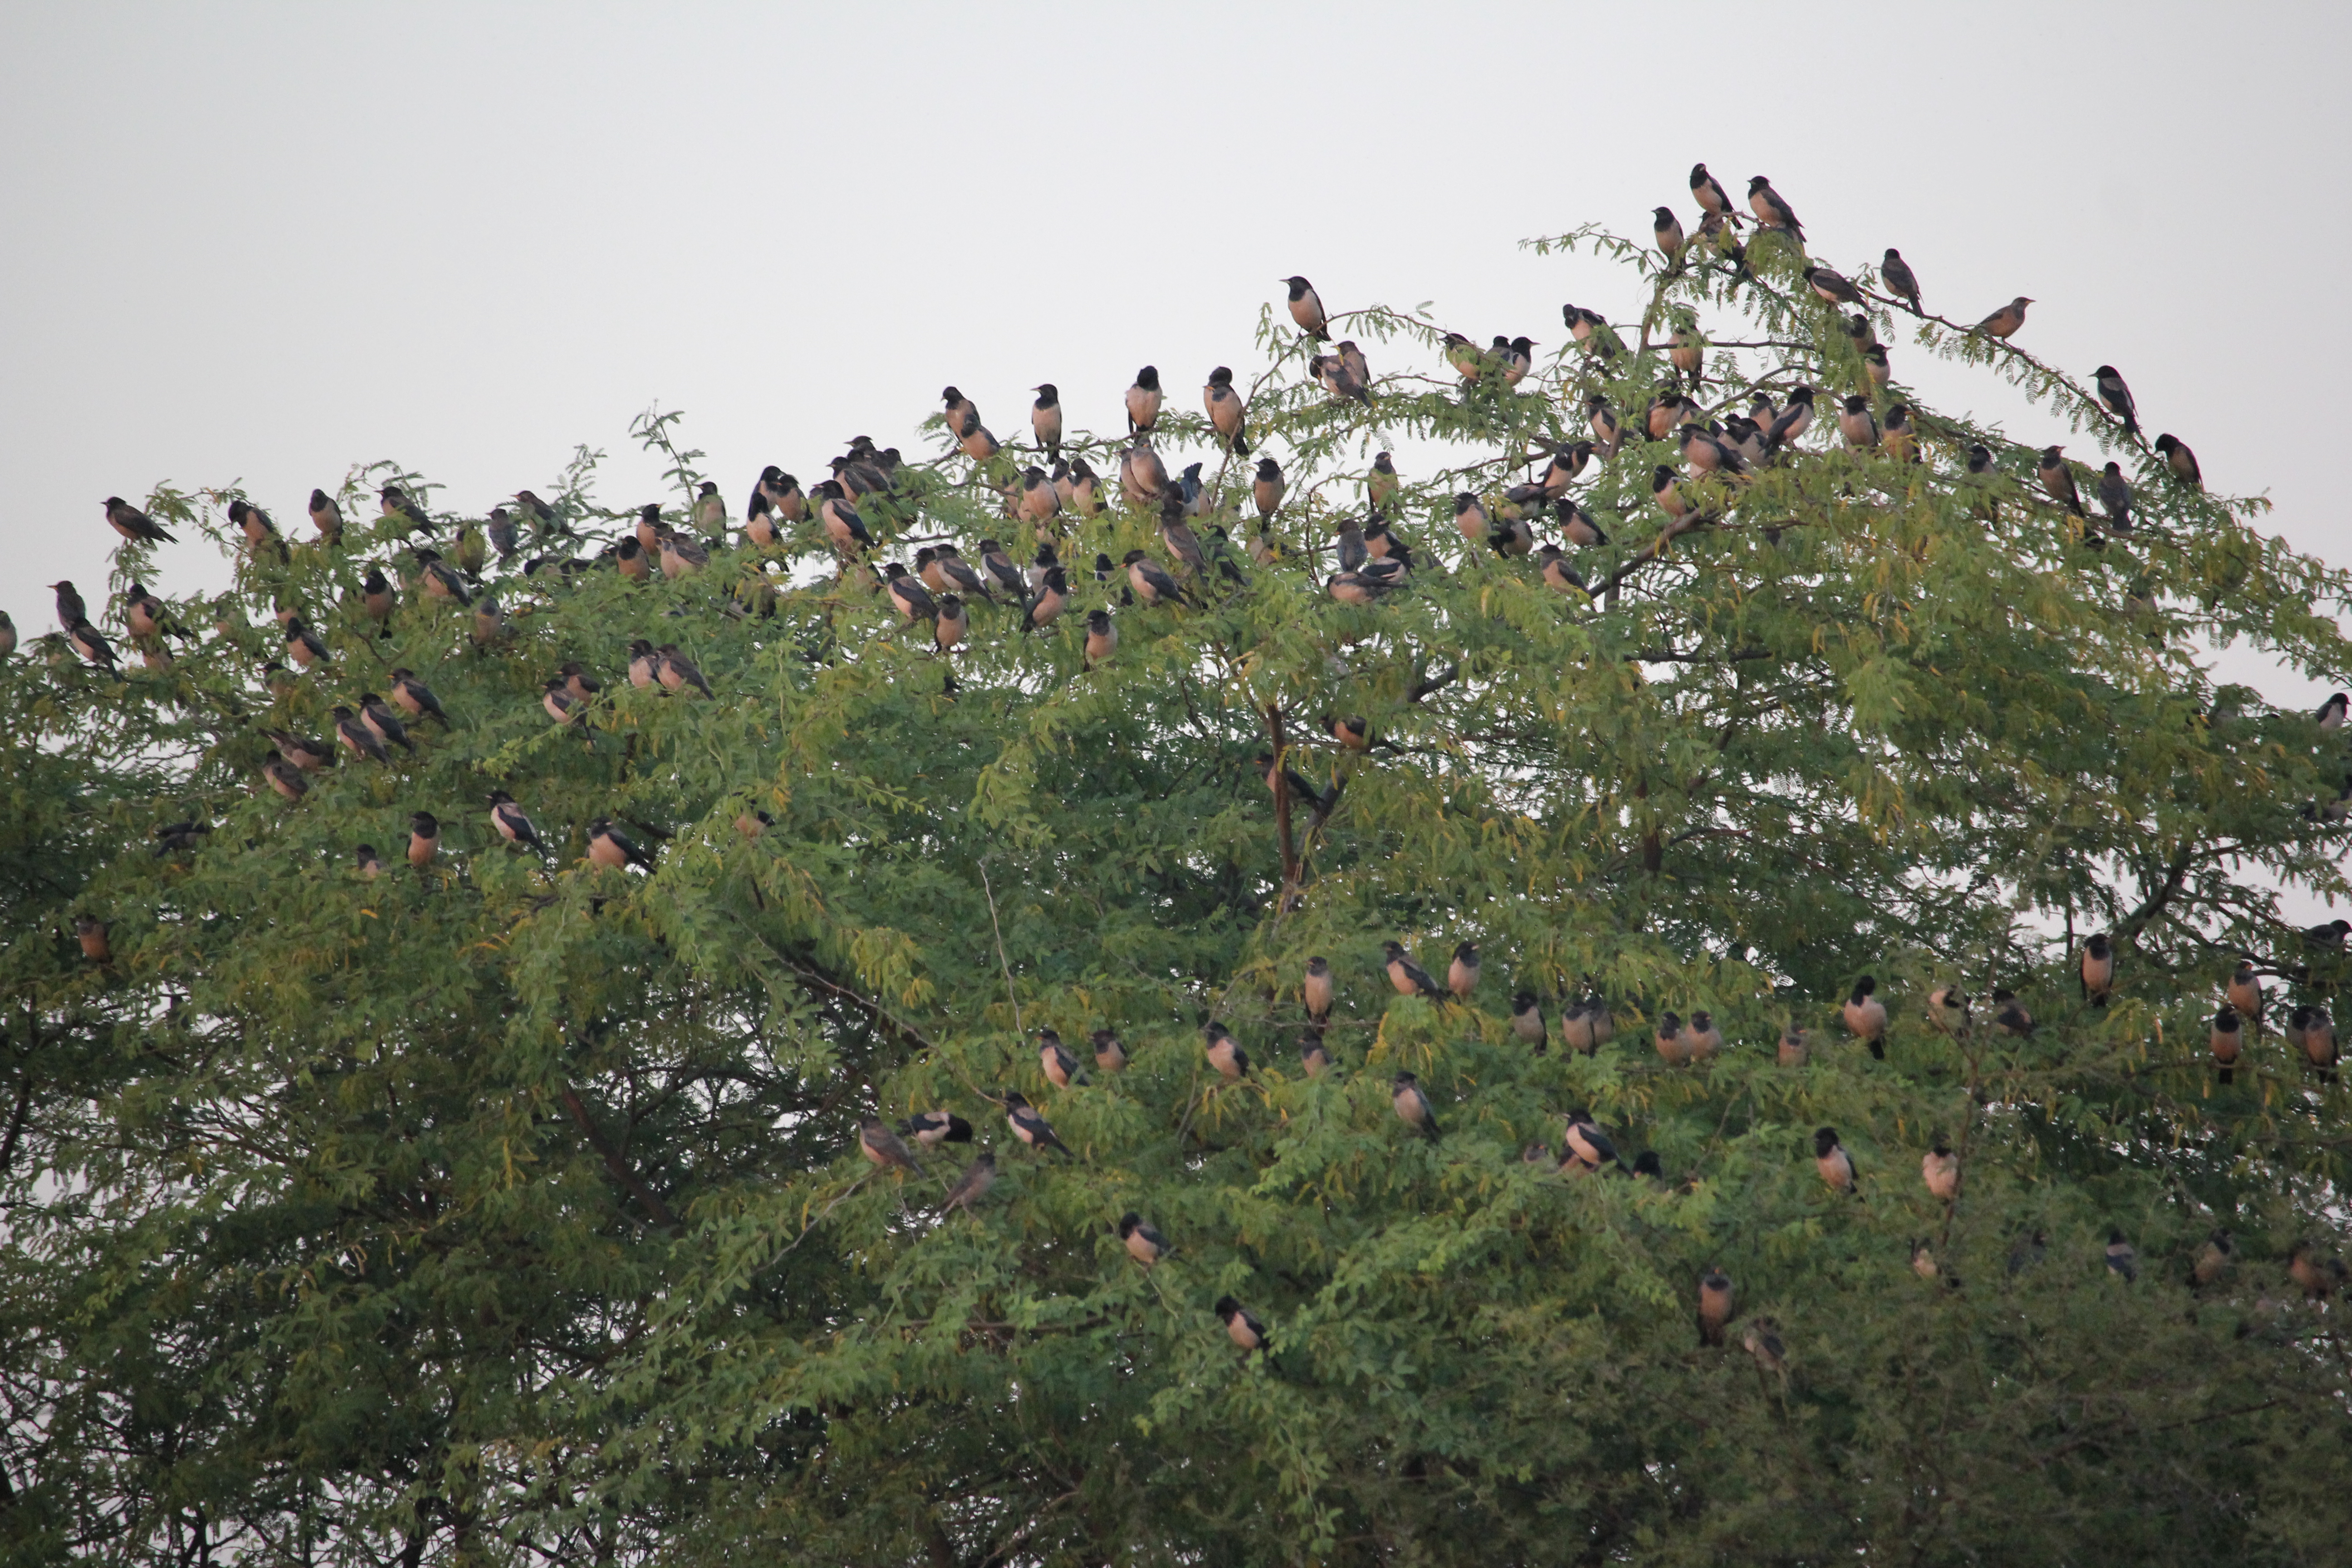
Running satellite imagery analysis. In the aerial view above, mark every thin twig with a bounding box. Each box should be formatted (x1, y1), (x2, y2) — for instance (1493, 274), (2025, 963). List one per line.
(772, 1173), (871, 1262)
(978, 859), (1023, 1038)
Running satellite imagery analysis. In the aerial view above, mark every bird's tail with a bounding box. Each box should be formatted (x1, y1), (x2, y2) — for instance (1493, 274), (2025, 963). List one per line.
(1868, 1040), (1885, 1060)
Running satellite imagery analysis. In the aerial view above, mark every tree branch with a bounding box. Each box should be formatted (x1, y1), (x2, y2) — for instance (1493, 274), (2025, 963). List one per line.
(0, 1062), (31, 1180)
(2116, 842), (2198, 951)
(560, 1084), (683, 1235)
(1267, 705), (1299, 890)
(1408, 662), (1460, 704)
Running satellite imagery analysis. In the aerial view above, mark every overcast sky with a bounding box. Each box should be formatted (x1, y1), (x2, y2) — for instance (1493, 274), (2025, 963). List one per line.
(4, 0), (2347, 712)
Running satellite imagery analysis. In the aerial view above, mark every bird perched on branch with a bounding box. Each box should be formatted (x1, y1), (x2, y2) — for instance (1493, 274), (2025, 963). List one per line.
(1922, 1139), (1960, 1200)
(487, 790), (546, 857)
(1652, 206), (1684, 261)
(1971, 297), (2033, 338)
(1119, 1213), (1170, 1267)
(2079, 932), (2115, 1005)
(1202, 1020), (1250, 1081)
(1814, 1127), (1860, 1196)
(882, 563), (937, 624)
(1038, 1029), (1081, 1089)
(1090, 1031), (1127, 1074)
(936, 1152), (995, 1215)
(1842, 976), (1887, 1058)
(901, 1111), (972, 1147)
(308, 488), (345, 544)
(2093, 366), (2139, 436)
(1256, 753), (1327, 815)
(1124, 551), (1191, 609)
(1803, 265), (1862, 306)
(2038, 447), (2086, 518)
(1382, 941), (1444, 999)
(1745, 176), (1803, 238)
(1992, 990), (2034, 1037)
(2154, 433), (2202, 490)
(1283, 275), (1330, 340)
(1689, 163), (1734, 220)
(260, 750), (307, 802)
(1205, 365), (1249, 454)
(1561, 1109), (1624, 1175)
(1392, 1072), (1440, 1141)
(1003, 1091), (1071, 1156)
(1510, 993), (1546, 1052)
(2210, 1005), (2244, 1083)
(1446, 943), (1479, 1000)
(1881, 249), (1921, 313)
(1215, 1296), (1269, 1352)
(859, 1117), (923, 1175)
(1697, 1268), (1734, 1346)
(105, 496), (175, 544)
(405, 812), (440, 868)
(587, 819), (656, 872)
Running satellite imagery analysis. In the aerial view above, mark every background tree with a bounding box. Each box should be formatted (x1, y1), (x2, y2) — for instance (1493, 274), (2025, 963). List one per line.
(6, 200), (2352, 1568)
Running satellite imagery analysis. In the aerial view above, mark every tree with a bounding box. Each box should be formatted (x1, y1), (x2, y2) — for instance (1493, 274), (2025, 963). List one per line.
(6, 200), (2352, 1568)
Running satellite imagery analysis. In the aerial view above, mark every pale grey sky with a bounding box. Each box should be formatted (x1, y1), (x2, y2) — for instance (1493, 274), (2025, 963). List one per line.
(3, 0), (2347, 715)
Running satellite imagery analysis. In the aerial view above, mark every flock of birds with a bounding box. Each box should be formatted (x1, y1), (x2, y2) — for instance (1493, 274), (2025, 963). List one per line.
(15, 169), (2225, 680)
(29, 165), (2348, 1362)
(841, 906), (2352, 1362)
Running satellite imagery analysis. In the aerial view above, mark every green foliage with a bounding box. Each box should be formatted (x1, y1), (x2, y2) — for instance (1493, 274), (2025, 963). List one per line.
(6, 216), (2352, 1568)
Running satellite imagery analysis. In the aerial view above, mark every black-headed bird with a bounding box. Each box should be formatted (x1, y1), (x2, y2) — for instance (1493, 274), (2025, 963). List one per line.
(1392, 1072), (1440, 1141)
(1881, 249), (1921, 313)
(1511, 992), (1546, 1051)
(1283, 275), (1329, 339)
(2092, 365), (2140, 436)
(487, 789), (545, 855)
(1382, 941), (1444, 999)
(105, 495), (176, 544)
(1921, 1139), (1960, 1201)
(1814, 1127), (1859, 1195)
(407, 811), (440, 868)
(2154, 433), (2202, 490)
(1214, 1296), (1269, 1352)
(1203, 1020), (1251, 1081)
(587, 818), (656, 871)
(1697, 1268), (1734, 1346)
(1091, 1030), (1127, 1073)
(2079, 931), (2115, 1005)
(1561, 1109), (1623, 1174)
(1003, 1090), (1072, 1156)
(1446, 942), (1480, 999)
(2210, 1004), (2243, 1083)
(1843, 976), (1888, 1058)
(1119, 1213), (1170, 1267)
(901, 1110), (973, 1147)
(1745, 176), (1803, 237)
(1039, 1028), (1081, 1089)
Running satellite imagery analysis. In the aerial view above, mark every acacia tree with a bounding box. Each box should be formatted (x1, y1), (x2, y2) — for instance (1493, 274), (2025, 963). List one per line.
(5, 198), (2352, 1568)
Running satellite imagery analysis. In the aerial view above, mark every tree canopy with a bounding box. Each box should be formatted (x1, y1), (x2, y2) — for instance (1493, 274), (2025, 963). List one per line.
(6, 185), (2352, 1568)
